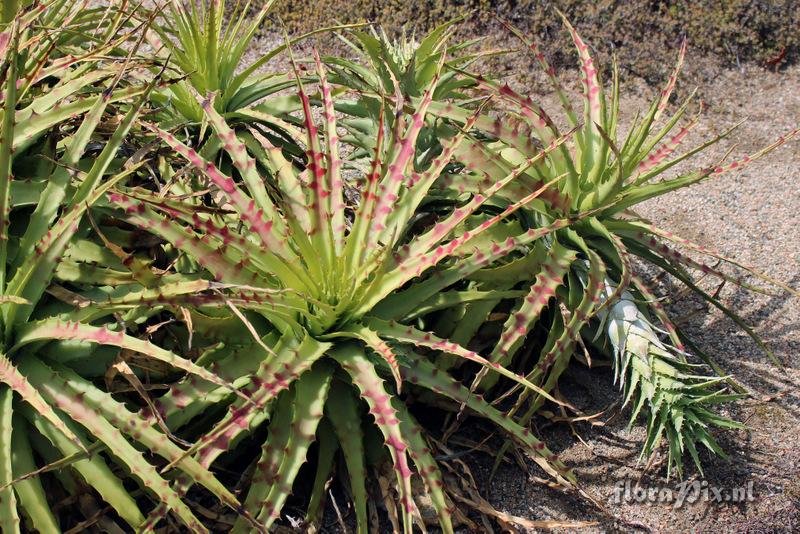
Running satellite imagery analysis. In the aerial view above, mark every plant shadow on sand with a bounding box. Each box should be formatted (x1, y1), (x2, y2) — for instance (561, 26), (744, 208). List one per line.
(454, 268), (800, 533)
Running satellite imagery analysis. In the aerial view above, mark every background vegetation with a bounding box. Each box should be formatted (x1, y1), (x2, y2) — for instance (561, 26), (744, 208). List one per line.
(273, 0), (799, 80)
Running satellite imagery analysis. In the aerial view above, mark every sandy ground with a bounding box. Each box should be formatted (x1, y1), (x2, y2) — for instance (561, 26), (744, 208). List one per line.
(243, 32), (800, 532)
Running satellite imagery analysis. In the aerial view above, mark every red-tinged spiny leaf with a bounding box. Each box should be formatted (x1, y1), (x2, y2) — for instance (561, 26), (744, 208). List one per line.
(143, 123), (298, 266)
(331, 346), (415, 533)
(18, 358), (208, 533)
(13, 319), (246, 403)
(366, 318), (568, 408)
(490, 242), (577, 363)
(254, 363), (334, 528)
(0, 352), (83, 450)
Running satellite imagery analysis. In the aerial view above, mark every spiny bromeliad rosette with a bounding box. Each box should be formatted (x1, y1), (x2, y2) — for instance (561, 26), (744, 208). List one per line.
(109, 50), (599, 532)
(144, 0), (363, 128)
(420, 15), (799, 478)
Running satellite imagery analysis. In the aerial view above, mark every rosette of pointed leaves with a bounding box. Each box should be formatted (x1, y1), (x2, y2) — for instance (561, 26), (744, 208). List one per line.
(0, 6), (258, 531)
(145, 0), (361, 127)
(423, 16), (798, 476)
(593, 281), (744, 477)
(327, 17), (500, 161)
(108, 51), (592, 532)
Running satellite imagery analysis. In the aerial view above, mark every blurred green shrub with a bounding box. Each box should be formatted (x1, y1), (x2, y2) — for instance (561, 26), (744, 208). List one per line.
(272, 0), (798, 78)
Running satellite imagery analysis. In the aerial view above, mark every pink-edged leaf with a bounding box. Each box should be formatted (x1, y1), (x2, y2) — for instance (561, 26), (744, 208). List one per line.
(52, 361), (249, 521)
(491, 242), (577, 362)
(634, 118), (698, 178)
(336, 324), (403, 392)
(394, 401), (454, 533)
(365, 319), (568, 408)
(0, 353), (83, 449)
(452, 136), (570, 211)
(394, 127), (576, 266)
(238, 388), (295, 524)
(629, 272), (685, 352)
(142, 123), (296, 263)
(109, 192), (262, 286)
(331, 346), (415, 532)
(370, 174), (569, 308)
(345, 98), (386, 271)
(642, 234), (770, 295)
(160, 334), (330, 474)
(426, 100), (536, 154)
(527, 250), (606, 400)
(19, 358), (208, 533)
(254, 363), (334, 527)
(473, 75), (558, 144)
(374, 212), (590, 319)
(559, 14), (603, 129)
(365, 54), (445, 248)
(624, 221), (798, 297)
(500, 19), (579, 128)
(385, 99), (491, 235)
(313, 49), (346, 252)
(655, 39), (687, 122)
(291, 53), (334, 264)
(199, 94), (287, 235)
(398, 354), (576, 486)
(13, 319), (244, 401)
(708, 127), (799, 177)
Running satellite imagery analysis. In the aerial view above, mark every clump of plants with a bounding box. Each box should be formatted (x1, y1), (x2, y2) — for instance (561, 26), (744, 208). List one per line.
(0, 1), (795, 532)
(416, 16), (797, 477)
